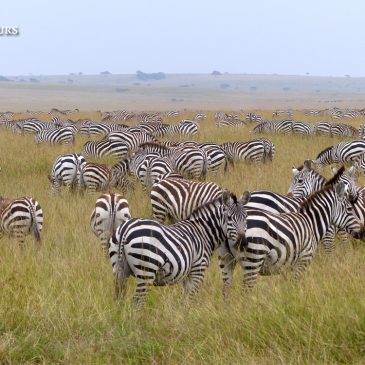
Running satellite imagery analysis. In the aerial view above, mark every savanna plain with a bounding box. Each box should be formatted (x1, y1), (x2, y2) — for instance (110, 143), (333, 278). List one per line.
(0, 110), (365, 365)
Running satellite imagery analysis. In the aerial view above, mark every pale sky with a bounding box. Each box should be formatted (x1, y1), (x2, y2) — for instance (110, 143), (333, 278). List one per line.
(1, 0), (365, 77)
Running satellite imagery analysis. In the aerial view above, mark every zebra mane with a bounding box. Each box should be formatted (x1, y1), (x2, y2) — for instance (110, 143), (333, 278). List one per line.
(324, 166), (345, 187)
(316, 145), (333, 159)
(187, 191), (237, 220)
(299, 185), (333, 213)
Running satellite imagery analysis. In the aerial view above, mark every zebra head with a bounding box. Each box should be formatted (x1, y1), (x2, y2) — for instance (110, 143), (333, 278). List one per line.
(332, 182), (364, 239)
(329, 165), (357, 203)
(287, 160), (326, 198)
(222, 190), (251, 249)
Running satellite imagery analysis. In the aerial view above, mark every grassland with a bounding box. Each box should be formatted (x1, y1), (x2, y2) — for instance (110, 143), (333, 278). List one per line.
(0, 111), (365, 364)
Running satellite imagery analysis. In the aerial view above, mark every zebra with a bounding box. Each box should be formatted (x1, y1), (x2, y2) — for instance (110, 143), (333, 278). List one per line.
(35, 126), (76, 144)
(90, 193), (131, 253)
(291, 121), (317, 135)
(216, 119), (246, 128)
(194, 113), (207, 121)
(48, 153), (86, 193)
(153, 120), (198, 137)
(252, 120), (293, 134)
(80, 123), (129, 138)
(272, 110), (293, 119)
(82, 140), (129, 160)
(78, 163), (131, 194)
(312, 140), (365, 170)
(221, 138), (275, 163)
(0, 196), (43, 246)
(359, 124), (365, 139)
(316, 121), (357, 137)
(198, 142), (234, 173)
(150, 174), (223, 223)
(245, 113), (263, 123)
(110, 190), (250, 306)
(138, 142), (209, 180)
(219, 182), (364, 295)
(107, 131), (158, 150)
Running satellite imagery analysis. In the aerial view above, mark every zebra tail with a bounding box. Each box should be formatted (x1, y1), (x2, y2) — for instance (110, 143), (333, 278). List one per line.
(78, 166), (86, 192)
(114, 234), (126, 301)
(29, 201), (41, 243)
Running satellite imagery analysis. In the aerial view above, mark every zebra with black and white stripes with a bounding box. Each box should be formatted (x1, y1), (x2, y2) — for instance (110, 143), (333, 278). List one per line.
(90, 193), (131, 253)
(153, 120), (198, 137)
(312, 140), (365, 171)
(219, 182), (363, 295)
(35, 126), (76, 144)
(0, 196), (43, 246)
(150, 174), (223, 223)
(221, 138), (275, 163)
(252, 120), (293, 134)
(48, 153), (86, 193)
(107, 131), (158, 150)
(110, 190), (250, 306)
(245, 113), (263, 123)
(82, 140), (129, 160)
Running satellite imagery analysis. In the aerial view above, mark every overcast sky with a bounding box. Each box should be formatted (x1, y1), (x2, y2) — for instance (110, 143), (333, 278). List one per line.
(1, 0), (365, 77)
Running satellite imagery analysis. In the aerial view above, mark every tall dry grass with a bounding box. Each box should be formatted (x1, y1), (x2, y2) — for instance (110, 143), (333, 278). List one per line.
(0, 112), (364, 364)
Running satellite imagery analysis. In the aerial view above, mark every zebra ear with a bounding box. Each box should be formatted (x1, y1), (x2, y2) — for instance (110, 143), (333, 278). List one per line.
(239, 191), (251, 205)
(303, 160), (312, 170)
(335, 181), (346, 200)
(292, 168), (299, 176)
(222, 191), (236, 207)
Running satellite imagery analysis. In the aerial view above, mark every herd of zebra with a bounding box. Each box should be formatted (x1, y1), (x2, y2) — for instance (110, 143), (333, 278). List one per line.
(2, 109), (365, 308)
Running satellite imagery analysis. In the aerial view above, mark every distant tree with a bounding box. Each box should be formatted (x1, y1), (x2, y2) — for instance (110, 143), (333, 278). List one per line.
(115, 88), (129, 93)
(29, 78), (39, 83)
(211, 70), (221, 76)
(136, 70), (166, 81)
(100, 71), (111, 75)
(0, 75), (10, 81)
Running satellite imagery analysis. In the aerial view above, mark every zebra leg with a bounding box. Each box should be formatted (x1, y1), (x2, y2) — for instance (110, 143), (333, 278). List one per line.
(240, 256), (265, 290)
(322, 228), (336, 254)
(13, 229), (26, 249)
(217, 244), (237, 300)
(337, 229), (348, 246)
(293, 253), (313, 282)
(133, 275), (155, 308)
(182, 265), (208, 300)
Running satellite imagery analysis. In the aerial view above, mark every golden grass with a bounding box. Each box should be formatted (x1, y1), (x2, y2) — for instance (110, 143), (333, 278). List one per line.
(0, 112), (365, 364)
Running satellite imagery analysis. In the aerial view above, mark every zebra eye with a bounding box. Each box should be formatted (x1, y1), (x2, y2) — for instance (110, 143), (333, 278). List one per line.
(298, 179), (304, 184)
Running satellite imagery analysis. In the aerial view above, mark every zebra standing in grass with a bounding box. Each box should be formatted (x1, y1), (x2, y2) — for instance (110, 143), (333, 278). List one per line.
(90, 193), (131, 253)
(216, 118), (246, 128)
(219, 182), (363, 295)
(312, 140), (365, 170)
(0, 196), (43, 246)
(107, 131), (158, 150)
(221, 138), (275, 163)
(153, 120), (198, 137)
(78, 163), (130, 194)
(80, 123), (129, 138)
(198, 142), (234, 173)
(35, 126), (76, 144)
(245, 113), (263, 123)
(272, 110), (293, 119)
(110, 191), (250, 306)
(48, 153), (86, 193)
(150, 174), (223, 223)
(252, 120), (293, 134)
(82, 140), (129, 160)
(138, 142), (209, 180)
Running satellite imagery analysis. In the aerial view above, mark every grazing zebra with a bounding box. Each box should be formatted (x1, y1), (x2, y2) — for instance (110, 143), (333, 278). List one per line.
(80, 123), (129, 138)
(82, 140), (129, 160)
(194, 113), (207, 121)
(152, 120), (198, 137)
(216, 119), (246, 128)
(150, 174), (223, 223)
(245, 113), (263, 123)
(110, 191), (250, 306)
(312, 140), (365, 170)
(0, 196), (43, 246)
(35, 126), (76, 144)
(198, 142), (234, 173)
(291, 121), (317, 135)
(219, 182), (363, 295)
(316, 121), (357, 137)
(138, 142), (209, 180)
(221, 138), (275, 163)
(252, 120), (293, 134)
(272, 110), (293, 119)
(48, 153), (86, 193)
(78, 162), (130, 194)
(90, 193), (131, 253)
(107, 131), (158, 150)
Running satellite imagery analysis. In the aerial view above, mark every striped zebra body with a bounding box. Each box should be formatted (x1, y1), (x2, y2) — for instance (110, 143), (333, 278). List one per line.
(216, 119), (246, 128)
(272, 110), (293, 119)
(221, 138), (275, 163)
(48, 153), (86, 193)
(199, 142), (233, 173)
(252, 120), (293, 134)
(291, 121), (317, 135)
(0, 197), (43, 246)
(78, 163), (111, 194)
(219, 183), (363, 294)
(312, 140), (365, 170)
(90, 193), (131, 252)
(194, 113), (207, 121)
(82, 140), (129, 160)
(107, 131), (157, 150)
(80, 123), (129, 138)
(245, 113), (263, 123)
(138, 142), (209, 180)
(153, 120), (198, 137)
(110, 191), (250, 305)
(35, 127), (75, 144)
(150, 174), (223, 222)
